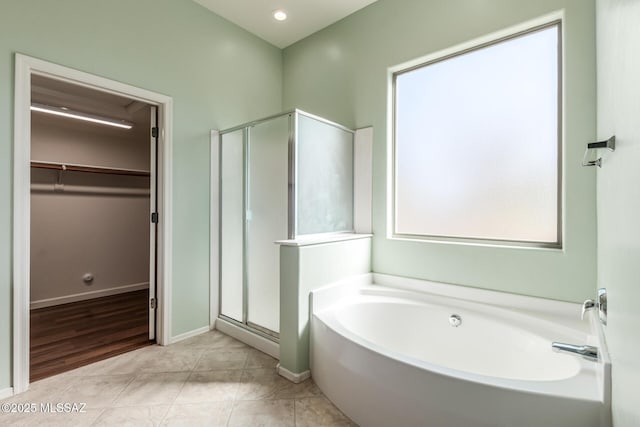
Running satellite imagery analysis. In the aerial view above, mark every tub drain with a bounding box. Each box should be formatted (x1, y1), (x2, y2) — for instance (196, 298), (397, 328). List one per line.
(449, 314), (462, 327)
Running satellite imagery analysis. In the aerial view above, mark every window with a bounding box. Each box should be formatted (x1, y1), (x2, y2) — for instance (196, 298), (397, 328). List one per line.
(392, 22), (561, 246)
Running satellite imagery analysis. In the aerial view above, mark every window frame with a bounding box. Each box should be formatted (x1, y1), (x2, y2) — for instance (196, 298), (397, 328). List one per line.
(390, 19), (563, 249)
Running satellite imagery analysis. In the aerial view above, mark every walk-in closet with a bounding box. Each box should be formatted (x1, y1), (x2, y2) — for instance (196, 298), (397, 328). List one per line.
(29, 75), (156, 381)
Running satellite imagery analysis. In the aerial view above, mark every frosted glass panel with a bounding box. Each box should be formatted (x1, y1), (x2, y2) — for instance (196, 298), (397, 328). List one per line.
(247, 116), (289, 333)
(219, 111), (356, 336)
(297, 115), (354, 235)
(394, 25), (559, 243)
(220, 130), (244, 322)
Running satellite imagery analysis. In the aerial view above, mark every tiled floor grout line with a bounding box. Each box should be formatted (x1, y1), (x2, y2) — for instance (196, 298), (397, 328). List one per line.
(88, 408), (106, 426)
(224, 399), (235, 427)
(232, 359), (249, 403)
(156, 347), (222, 425)
(191, 346), (209, 370)
(293, 395), (298, 427)
(158, 348), (204, 425)
(106, 374), (137, 406)
(88, 369), (145, 426)
(87, 373), (138, 425)
(159, 371), (190, 424)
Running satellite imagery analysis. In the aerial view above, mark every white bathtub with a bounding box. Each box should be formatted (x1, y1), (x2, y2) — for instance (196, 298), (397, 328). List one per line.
(310, 274), (611, 427)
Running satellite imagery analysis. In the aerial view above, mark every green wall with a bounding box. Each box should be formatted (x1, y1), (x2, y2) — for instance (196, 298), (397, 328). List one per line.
(596, 0), (640, 425)
(283, 0), (597, 303)
(280, 238), (371, 374)
(0, 0), (282, 391)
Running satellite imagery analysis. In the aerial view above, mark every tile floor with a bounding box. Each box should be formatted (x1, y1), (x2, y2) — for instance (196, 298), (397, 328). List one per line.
(0, 330), (357, 426)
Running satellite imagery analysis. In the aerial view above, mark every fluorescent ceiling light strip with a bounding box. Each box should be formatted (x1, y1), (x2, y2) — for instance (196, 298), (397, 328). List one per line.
(30, 103), (133, 129)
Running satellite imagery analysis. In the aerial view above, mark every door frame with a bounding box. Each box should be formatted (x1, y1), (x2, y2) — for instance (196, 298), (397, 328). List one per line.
(149, 105), (159, 341)
(12, 53), (174, 393)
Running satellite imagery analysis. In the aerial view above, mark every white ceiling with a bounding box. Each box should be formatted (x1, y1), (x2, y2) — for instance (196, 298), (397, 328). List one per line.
(193, 0), (378, 48)
(31, 75), (148, 122)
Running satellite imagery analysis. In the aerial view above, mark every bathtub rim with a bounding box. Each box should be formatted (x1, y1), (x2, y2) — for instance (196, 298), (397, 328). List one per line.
(310, 273), (611, 404)
(332, 288), (590, 345)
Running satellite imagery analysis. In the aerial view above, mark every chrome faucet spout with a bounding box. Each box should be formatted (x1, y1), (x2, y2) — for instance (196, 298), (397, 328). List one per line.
(552, 342), (599, 361)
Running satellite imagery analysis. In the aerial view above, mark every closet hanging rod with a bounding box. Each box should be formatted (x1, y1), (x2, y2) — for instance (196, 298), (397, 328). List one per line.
(30, 160), (150, 177)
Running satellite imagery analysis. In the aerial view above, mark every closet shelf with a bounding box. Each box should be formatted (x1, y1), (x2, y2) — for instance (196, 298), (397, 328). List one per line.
(31, 160), (150, 177)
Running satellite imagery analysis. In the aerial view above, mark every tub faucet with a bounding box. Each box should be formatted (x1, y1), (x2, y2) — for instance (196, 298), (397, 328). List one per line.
(581, 299), (596, 320)
(552, 342), (599, 361)
(581, 288), (608, 325)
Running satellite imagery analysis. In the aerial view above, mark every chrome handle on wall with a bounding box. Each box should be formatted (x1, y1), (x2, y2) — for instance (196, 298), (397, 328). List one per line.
(582, 136), (615, 167)
(581, 289), (607, 326)
(581, 299), (595, 320)
(597, 288), (607, 326)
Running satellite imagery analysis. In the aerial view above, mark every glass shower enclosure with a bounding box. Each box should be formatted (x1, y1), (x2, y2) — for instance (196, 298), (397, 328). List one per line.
(219, 110), (355, 339)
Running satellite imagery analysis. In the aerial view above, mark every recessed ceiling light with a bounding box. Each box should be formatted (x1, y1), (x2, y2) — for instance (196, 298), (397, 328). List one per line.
(273, 10), (287, 21)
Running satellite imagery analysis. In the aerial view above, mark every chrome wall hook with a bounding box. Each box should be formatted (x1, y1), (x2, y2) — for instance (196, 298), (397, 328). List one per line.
(582, 136), (615, 167)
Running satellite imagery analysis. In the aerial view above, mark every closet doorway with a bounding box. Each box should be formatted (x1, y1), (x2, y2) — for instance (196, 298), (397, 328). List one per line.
(29, 75), (157, 381)
(13, 54), (173, 393)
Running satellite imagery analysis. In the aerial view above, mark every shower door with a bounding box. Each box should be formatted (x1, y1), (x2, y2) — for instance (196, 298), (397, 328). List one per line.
(246, 116), (289, 334)
(219, 114), (289, 337)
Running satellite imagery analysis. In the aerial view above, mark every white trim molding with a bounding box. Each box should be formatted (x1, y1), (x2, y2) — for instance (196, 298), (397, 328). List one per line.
(12, 53), (31, 396)
(169, 325), (212, 345)
(354, 126), (373, 234)
(276, 364), (311, 384)
(209, 130), (220, 329)
(30, 282), (150, 310)
(12, 53), (174, 394)
(215, 318), (279, 359)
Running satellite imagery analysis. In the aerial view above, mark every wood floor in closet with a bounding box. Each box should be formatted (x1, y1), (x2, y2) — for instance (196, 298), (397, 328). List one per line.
(30, 289), (153, 382)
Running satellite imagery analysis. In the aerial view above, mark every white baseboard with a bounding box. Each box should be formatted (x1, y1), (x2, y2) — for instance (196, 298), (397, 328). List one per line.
(215, 318), (279, 359)
(30, 282), (149, 309)
(277, 364), (311, 383)
(169, 325), (212, 344)
(0, 387), (14, 400)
